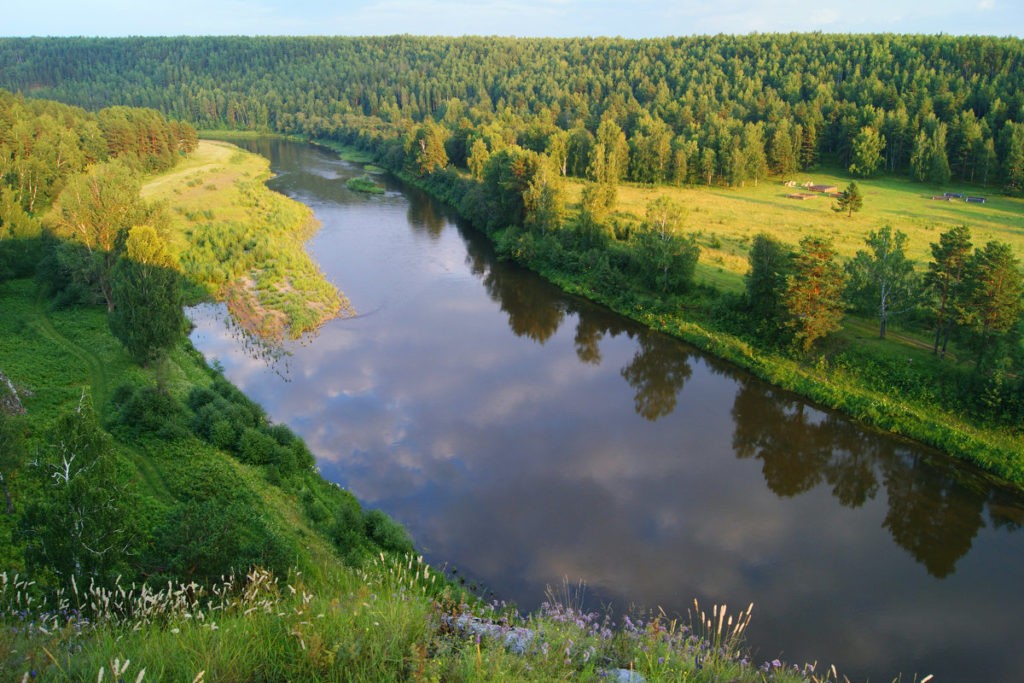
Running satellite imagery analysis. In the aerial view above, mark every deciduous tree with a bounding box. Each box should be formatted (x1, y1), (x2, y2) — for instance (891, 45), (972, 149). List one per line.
(109, 225), (185, 366)
(22, 399), (139, 582)
(849, 126), (886, 177)
(52, 161), (149, 310)
(845, 225), (918, 339)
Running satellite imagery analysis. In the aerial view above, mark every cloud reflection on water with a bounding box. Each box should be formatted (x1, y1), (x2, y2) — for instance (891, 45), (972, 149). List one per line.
(187, 138), (1024, 682)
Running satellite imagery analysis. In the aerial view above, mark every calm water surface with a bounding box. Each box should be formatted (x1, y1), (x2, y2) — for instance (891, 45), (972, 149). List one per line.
(188, 139), (1024, 682)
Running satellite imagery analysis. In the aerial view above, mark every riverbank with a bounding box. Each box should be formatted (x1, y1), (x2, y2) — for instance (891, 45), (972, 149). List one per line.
(374, 153), (1024, 489)
(142, 139), (350, 340)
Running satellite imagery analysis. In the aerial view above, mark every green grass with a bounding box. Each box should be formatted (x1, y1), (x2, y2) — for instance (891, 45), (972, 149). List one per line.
(0, 557), (835, 683)
(140, 140), (351, 340)
(563, 169), (1024, 291)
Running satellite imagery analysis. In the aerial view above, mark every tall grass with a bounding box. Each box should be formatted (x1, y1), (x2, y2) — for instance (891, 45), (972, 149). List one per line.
(3, 558), (900, 682)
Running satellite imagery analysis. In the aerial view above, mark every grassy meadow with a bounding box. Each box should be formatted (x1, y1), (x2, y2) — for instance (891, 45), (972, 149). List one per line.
(563, 170), (1024, 293)
(141, 139), (350, 340)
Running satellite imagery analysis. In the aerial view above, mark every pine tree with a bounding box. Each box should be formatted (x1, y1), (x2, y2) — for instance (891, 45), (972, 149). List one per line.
(832, 181), (864, 217)
(784, 236), (847, 351)
(745, 233), (794, 342)
(924, 225), (972, 357)
(958, 240), (1024, 369)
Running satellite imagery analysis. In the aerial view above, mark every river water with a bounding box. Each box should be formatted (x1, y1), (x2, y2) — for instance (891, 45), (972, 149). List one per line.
(187, 138), (1024, 682)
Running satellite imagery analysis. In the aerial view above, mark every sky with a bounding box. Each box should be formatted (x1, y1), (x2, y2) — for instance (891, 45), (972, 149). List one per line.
(4, 0), (1023, 38)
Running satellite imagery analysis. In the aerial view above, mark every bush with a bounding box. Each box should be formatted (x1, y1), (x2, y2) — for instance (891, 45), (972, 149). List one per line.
(106, 383), (190, 440)
(147, 497), (295, 583)
(364, 509), (413, 554)
(330, 490), (368, 560)
(238, 426), (279, 465)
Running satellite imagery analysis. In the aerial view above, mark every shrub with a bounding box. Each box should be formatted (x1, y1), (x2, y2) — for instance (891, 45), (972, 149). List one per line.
(106, 383), (190, 440)
(364, 509), (413, 554)
(238, 426), (278, 465)
(147, 497), (295, 583)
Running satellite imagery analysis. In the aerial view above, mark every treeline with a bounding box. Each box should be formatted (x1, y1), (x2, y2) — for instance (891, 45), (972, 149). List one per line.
(2, 35), (1023, 191)
(0, 89), (197, 250)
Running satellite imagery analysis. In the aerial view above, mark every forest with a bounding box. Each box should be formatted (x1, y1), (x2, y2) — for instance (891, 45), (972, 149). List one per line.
(2, 34), (1021, 474)
(2, 34), (1024, 191)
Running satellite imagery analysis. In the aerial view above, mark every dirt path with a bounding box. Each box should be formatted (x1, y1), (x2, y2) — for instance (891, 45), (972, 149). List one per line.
(28, 294), (113, 418)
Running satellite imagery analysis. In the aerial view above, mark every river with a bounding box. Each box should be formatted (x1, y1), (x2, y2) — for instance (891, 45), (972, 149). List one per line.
(186, 138), (1024, 682)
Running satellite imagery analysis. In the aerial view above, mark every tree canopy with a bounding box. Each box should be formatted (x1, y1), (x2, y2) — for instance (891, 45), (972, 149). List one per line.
(2, 34), (1024, 192)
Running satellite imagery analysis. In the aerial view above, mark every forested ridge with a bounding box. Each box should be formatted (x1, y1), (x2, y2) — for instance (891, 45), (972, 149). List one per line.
(2, 34), (1024, 190)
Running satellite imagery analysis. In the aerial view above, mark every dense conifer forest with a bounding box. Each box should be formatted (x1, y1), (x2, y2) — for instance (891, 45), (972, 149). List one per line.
(2, 35), (1024, 190)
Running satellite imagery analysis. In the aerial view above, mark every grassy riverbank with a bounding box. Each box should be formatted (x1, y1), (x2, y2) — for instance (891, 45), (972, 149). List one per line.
(141, 139), (350, 340)
(571, 171), (1024, 294)
(381, 155), (1023, 487)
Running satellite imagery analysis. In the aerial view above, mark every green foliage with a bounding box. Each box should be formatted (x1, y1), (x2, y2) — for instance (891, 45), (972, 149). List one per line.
(407, 120), (449, 176)
(109, 255), (185, 366)
(21, 400), (141, 585)
(784, 236), (848, 351)
(832, 181), (863, 217)
(363, 509), (413, 555)
(845, 225), (919, 339)
(958, 240), (1024, 370)
(148, 496), (295, 583)
(0, 412), (26, 520)
(924, 224), (973, 356)
(849, 126), (885, 177)
(5, 35), (1024, 194)
(105, 383), (190, 441)
(346, 174), (385, 194)
(97, 105), (196, 172)
(744, 233), (794, 342)
(910, 120), (952, 185)
(51, 160), (163, 311)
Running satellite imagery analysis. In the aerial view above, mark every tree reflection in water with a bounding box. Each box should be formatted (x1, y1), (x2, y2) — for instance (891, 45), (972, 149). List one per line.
(728, 377), (1019, 577)
(619, 330), (692, 421)
(455, 206), (1021, 581)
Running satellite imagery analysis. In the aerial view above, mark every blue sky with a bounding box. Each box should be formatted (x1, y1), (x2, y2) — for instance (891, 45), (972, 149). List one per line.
(4, 0), (1023, 38)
